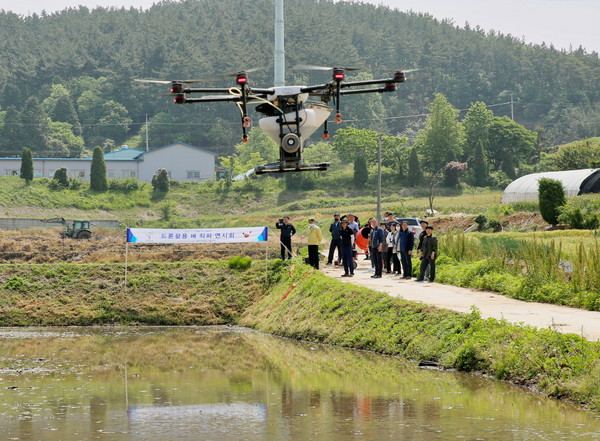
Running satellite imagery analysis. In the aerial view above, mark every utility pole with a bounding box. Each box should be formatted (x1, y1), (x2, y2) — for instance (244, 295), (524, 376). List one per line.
(510, 93), (514, 121)
(274, 0), (285, 87)
(145, 114), (149, 152)
(377, 134), (382, 221)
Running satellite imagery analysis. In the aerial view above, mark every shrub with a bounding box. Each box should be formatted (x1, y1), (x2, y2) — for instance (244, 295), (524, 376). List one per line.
(474, 214), (487, 230)
(558, 196), (600, 229)
(538, 178), (566, 226)
(228, 256), (253, 269)
(152, 169), (170, 192)
(109, 178), (142, 192)
(51, 167), (70, 189)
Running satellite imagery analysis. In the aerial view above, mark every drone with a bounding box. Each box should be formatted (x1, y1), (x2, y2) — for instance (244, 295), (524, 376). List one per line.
(135, 65), (410, 174)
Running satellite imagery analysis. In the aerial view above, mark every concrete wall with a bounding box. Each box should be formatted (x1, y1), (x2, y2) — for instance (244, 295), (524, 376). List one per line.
(0, 218), (121, 230)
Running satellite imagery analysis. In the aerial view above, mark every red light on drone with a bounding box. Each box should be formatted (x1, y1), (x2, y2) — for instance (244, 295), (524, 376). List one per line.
(236, 74), (248, 85)
(333, 72), (345, 80)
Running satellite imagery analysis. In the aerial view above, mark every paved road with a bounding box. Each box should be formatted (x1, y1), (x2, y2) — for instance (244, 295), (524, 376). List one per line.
(321, 259), (600, 341)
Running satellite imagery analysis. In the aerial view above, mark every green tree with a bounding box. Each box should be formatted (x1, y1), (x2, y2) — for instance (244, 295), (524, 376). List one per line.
(20, 147), (34, 184)
(472, 140), (488, 186)
(538, 178), (566, 226)
(407, 147), (423, 186)
(488, 116), (537, 171)
(332, 127), (378, 163)
(152, 169), (170, 192)
(42, 84), (82, 136)
(47, 121), (85, 157)
(353, 156), (368, 189)
(414, 93), (464, 173)
(90, 146), (108, 191)
(462, 102), (494, 162)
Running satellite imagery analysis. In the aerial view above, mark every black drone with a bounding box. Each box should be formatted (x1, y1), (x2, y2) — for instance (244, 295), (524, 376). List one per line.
(136, 65), (410, 174)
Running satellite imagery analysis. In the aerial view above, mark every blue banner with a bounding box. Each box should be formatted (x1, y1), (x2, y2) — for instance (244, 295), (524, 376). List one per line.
(126, 227), (268, 244)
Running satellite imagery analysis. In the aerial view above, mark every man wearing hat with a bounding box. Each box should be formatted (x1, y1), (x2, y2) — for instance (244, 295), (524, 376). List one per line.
(339, 217), (355, 277)
(327, 213), (342, 265)
(307, 217), (323, 269)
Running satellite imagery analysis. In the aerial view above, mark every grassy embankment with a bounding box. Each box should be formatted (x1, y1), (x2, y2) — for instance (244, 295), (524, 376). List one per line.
(241, 262), (600, 411)
(3, 251), (600, 410)
(433, 230), (600, 310)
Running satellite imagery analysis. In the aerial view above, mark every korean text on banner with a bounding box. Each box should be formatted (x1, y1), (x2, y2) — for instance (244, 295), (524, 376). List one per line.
(126, 227), (268, 244)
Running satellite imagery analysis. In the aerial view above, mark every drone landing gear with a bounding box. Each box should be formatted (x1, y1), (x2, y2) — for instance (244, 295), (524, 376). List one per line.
(254, 162), (331, 175)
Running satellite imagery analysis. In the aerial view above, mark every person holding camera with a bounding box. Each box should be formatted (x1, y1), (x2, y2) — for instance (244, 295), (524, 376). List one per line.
(276, 216), (296, 260)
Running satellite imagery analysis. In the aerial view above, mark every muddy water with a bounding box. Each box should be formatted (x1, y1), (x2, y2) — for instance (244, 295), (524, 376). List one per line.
(0, 327), (598, 441)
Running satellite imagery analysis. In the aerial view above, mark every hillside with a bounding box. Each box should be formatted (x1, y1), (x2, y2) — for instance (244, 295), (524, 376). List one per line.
(1, 0), (599, 160)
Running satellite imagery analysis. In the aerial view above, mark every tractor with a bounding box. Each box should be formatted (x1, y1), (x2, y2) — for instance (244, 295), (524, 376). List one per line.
(41, 217), (93, 239)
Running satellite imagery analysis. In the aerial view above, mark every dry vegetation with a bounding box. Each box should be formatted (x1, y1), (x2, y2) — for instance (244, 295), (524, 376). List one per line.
(0, 228), (284, 264)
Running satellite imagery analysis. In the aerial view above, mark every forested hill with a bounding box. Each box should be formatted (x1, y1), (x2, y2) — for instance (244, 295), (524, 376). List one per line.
(1, 0), (599, 158)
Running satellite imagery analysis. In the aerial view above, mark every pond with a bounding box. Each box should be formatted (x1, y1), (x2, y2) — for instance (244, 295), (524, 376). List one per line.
(0, 326), (598, 440)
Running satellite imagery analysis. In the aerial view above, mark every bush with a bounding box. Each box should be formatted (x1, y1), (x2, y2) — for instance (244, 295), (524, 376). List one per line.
(227, 256), (253, 269)
(558, 195), (600, 229)
(474, 214), (487, 230)
(538, 178), (566, 226)
(69, 178), (84, 190)
(109, 178), (142, 192)
(51, 167), (70, 190)
(152, 169), (170, 192)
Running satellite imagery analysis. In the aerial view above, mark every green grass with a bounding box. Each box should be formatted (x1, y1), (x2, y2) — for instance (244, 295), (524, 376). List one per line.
(241, 263), (600, 411)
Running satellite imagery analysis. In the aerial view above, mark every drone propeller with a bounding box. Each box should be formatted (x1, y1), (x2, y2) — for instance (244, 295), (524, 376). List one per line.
(134, 78), (212, 85)
(293, 64), (365, 72)
(216, 67), (265, 78)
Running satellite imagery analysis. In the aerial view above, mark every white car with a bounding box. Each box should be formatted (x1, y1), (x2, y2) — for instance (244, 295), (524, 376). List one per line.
(395, 217), (424, 237)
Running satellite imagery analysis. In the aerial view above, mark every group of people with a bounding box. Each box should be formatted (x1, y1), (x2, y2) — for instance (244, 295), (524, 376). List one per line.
(275, 212), (437, 282)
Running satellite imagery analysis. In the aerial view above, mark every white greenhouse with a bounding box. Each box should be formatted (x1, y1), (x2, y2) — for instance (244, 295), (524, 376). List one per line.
(502, 168), (600, 203)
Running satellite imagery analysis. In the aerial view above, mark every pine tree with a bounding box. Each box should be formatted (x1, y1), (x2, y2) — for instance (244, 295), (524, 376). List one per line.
(501, 155), (517, 179)
(538, 178), (566, 226)
(90, 146), (108, 191)
(472, 140), (488, 186)
(407, 148), (423, 186)
(20, 147), (34, 185)
(353, 156), (368, 189)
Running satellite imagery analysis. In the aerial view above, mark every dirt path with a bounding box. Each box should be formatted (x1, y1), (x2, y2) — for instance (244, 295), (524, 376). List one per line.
(321, 259), (600, 341)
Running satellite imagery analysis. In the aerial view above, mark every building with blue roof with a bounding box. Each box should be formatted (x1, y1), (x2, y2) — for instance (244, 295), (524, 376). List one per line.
(1, 143), (225, 182)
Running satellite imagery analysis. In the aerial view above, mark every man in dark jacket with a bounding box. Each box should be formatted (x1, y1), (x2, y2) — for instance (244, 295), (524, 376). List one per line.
(275, 216), (296, 260)
(327, 213), (342, 265)
(396, 220), (415, 279)
(416, 226), (438, 282)
(339, 217), (355, 277)
(369, 219), (385, 278)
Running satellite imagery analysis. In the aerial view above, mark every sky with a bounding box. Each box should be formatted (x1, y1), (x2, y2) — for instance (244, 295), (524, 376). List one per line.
(1, 0), (599, 54)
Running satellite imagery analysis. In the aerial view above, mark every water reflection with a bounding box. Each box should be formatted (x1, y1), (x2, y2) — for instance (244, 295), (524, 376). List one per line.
(0, 326), (598, 440)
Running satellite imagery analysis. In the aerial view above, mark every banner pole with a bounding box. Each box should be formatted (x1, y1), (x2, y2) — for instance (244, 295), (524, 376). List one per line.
(265, 235), (269, 285)
(125, 232), (129, 287)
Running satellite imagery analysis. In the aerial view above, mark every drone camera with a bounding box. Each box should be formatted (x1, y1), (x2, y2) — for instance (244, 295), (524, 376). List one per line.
(281, 133), (301, 153)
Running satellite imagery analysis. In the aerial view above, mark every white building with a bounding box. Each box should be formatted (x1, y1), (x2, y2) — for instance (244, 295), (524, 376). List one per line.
(502, 168), (600, 203)
(0, 143), (225, 182)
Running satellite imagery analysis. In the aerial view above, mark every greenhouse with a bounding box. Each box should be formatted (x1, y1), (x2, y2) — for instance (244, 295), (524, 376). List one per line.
(502, 168), (600, 203)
